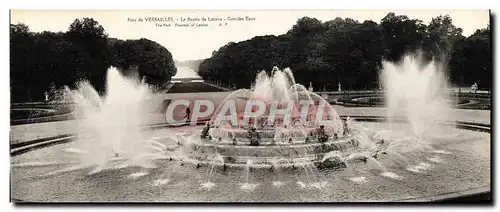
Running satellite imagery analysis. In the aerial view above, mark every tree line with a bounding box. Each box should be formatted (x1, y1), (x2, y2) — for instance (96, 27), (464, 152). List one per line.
(198, 13), (491, 91)
(10, 18), (177, 103)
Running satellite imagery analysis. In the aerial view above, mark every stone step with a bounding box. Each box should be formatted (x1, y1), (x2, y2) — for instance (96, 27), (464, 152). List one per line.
(188, 137), (360, 160)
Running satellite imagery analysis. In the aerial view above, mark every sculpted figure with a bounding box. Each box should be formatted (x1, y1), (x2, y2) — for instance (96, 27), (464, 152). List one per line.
(201, 123), (211, 139)
(248, 127), (260, 146)
(317, 125), (329, 143)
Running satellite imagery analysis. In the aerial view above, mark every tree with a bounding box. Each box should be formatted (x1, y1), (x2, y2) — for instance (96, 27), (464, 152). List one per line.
(109, 38), (177, 88)
(10, 24), (35, 102)
(380, 12), (426, 62)
(423, 15), (464, 62)
(66, 18), (111, 93)
(10, 18), (178, 102)
(197, 14), (490, 92)
(449, 26), (490, 89)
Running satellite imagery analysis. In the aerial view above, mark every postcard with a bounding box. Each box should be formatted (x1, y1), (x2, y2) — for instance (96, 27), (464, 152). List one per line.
(9, 9), (491, 203)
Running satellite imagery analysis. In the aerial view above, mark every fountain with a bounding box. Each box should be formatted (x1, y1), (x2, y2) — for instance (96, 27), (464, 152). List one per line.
(170, 63), (461, 176)
(182, 67), (362, 170)
(380, 56), (453, 138)
(41, 67), (170, 176)
(10, 57), (490, 202)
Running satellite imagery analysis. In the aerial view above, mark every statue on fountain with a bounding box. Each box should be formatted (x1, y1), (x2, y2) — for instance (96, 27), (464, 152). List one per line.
(201, 123), (212, 139)
(248, 127), (260, 146)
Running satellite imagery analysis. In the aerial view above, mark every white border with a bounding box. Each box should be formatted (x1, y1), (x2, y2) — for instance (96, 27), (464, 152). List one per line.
(1, 0), (498, 212)
(4, 0), (498, 9)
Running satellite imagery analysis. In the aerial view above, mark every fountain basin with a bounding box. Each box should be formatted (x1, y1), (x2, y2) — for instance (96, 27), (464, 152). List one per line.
(184, 135), (359, 168)
(10, 119), (490, 202)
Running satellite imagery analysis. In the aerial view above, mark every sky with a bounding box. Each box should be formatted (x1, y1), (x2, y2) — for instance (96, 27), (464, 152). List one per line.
(11, 10), (490, 61)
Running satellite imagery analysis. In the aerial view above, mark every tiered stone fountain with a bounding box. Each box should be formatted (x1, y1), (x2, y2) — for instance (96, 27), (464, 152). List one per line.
(181, 67), (366, 170)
